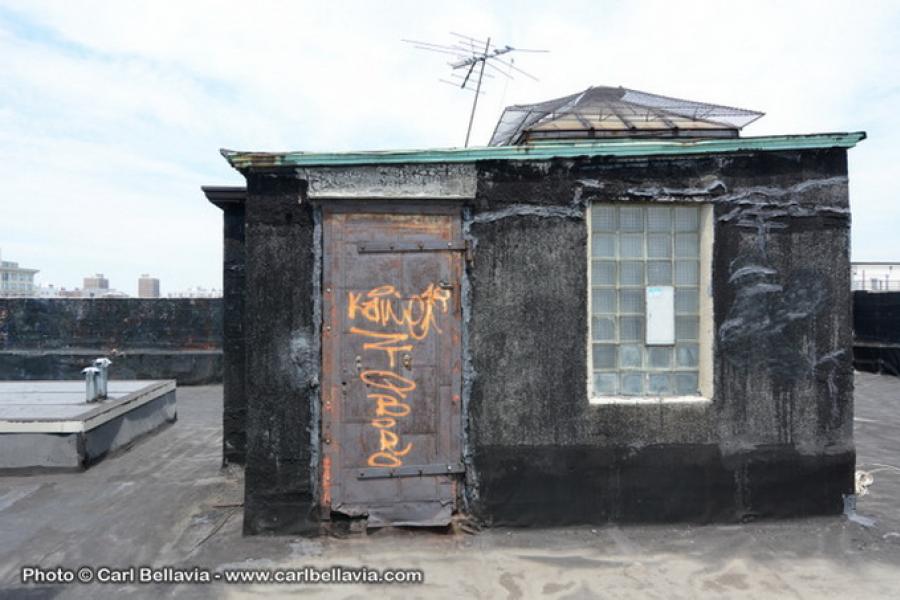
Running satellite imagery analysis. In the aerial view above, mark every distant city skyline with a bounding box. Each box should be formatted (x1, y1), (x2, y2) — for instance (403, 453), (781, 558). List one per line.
(0, 248), (220, 297)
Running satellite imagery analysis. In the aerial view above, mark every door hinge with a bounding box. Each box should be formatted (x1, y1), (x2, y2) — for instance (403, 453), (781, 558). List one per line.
(357, 241), (468, 254)
(357, 463), (465, 480)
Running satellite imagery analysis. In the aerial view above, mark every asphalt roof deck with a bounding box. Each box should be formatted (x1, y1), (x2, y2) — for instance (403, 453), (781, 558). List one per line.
(1, 372), (898, 598)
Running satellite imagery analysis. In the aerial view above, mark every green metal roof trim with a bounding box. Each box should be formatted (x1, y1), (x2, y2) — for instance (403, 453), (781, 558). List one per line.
(221, 132), (866, 170)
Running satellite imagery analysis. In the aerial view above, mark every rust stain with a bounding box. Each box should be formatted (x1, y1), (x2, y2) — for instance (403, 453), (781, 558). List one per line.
(323, 384), (337, 414)
(320, 215), (338, 511)
(322, 455), (332, 506)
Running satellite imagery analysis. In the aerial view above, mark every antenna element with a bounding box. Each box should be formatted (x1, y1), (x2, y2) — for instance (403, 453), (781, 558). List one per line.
(404, 33), (548, 147)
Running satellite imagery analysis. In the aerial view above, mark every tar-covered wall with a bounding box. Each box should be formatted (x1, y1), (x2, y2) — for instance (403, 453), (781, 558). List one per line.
(241, 173), (320, 535)
(222, 203), (246, 465)
(236, 147), (854, 533)
(467, 148), (853, 525)
(205, 186), (249, 466)
(0, 298), (223, 385)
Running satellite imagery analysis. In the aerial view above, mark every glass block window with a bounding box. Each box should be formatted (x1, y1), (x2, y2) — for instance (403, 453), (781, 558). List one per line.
(590, 204), (702, 396)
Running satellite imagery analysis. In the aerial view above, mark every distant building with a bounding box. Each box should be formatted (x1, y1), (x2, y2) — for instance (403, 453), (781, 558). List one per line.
(0, 249), (39, 297)
(83, 274), (109, 296)
(852, 262), (899, 292)
(69, 274), (130, 298)
(167, 286), (222, 299)
(34, 284), (61, 298)
(138, 274), (161, 298)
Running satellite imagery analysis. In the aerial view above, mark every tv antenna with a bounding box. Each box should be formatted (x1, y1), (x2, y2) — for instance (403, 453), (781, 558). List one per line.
(403, 32), (548, 147)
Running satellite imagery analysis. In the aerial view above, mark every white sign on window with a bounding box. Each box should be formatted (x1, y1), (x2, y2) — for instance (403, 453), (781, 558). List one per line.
(645, 286), (674, 345)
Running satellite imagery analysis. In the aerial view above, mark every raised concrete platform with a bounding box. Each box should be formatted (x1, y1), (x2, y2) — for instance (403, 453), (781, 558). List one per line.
(0, 380), (176, 471)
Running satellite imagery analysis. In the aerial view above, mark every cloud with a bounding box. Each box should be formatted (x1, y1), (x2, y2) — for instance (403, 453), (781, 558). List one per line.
(0, 0), (897, 295)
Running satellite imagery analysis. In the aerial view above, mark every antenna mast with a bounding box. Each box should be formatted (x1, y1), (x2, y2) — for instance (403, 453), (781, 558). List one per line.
(403, 33), (547, 147)
(464, 37), (492, 147)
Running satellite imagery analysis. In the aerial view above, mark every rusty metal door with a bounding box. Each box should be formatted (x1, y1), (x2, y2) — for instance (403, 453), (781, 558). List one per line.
(321, 203), (463, 527)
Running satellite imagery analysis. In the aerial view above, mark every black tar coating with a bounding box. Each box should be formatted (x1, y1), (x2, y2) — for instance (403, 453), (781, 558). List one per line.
(467, 149), (852, 524)
(236, 148), (855, 531)
(241, 173), (320, 535)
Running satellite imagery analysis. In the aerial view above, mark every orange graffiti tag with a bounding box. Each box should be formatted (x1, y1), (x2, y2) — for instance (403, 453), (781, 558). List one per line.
(348, 327), (411, 368)
(359, 369), (415, 467)
(347, 283), (451, 340)
(369, 393), (411, 417)
(349, 283), (451, 468)
(359, 369), (416, 397)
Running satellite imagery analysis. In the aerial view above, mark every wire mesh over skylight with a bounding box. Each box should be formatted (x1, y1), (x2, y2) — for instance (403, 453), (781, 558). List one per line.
(489, 86), (764, 146)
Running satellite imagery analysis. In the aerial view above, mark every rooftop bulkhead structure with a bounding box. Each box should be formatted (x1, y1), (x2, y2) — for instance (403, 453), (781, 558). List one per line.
(206, 85), (865, 534)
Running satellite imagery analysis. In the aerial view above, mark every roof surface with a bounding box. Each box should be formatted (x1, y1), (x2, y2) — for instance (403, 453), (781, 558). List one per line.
(222, 132), (865, 170)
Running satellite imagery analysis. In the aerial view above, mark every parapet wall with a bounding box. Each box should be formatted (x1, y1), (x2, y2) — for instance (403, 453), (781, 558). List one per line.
(853, 291), (900, 376)
(0, 298), (223, 385)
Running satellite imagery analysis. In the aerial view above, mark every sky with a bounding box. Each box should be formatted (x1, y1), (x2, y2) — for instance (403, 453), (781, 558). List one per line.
(1, 0), (898, 295)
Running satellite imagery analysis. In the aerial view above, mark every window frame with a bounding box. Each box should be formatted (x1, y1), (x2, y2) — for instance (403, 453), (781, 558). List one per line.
(586, 202), (715, 405)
